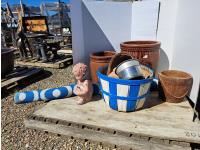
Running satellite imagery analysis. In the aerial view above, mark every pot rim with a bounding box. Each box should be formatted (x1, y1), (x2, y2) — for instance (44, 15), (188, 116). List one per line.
(115, 59), (140, 74)
(158, 70), (193, 80)
(1, 48), (14, 54)
(90, 51), (116, 60)
(120, 40), (161, 48)
(97, 65), (153, 84)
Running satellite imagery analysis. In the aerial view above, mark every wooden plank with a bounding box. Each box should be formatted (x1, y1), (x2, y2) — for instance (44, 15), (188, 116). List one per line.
(15, 57), (72, 69)
(3, 67), (29, 81)
(32, 93), (200, 144)
(25, 119), (190, 150)
(1, 68), (43, 89)
(1, 67), (30, 83)
(54, 57), (72, 68)
(60, 44), (72, 49)
(57, 49), (72, 54)
(1, 66), (27, 81)
(55, 55), (72, 64)
(15, 60), (54, 68)
(1, 67), (31, 83)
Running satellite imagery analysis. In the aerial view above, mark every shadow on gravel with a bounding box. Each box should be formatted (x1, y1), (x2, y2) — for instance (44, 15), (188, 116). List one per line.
(1, 69), (53, 98)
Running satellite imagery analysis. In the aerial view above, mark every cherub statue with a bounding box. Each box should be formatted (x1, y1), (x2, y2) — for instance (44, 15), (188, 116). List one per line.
(72, 63), (93, 105)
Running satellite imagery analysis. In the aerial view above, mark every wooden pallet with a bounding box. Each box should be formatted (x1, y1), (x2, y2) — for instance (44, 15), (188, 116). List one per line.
(15, 54), (73, 69)
(57, 49), (72, 54)
(1, 66), (43, 91)
(25, 93), (200, 149)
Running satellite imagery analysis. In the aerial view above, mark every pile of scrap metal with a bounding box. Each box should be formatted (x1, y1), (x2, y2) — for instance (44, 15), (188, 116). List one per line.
(18, 16), (61, 62)
(1, 3), (18, 47)
(1, 0), (71, 62)
(40, 1), (71, 48)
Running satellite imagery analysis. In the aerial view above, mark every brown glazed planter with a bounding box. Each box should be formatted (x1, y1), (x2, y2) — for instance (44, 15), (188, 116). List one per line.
(107, 53), (133, 75)
(120, 41), (160, 73)
(158, 70), (193, 103)
(90, 51), (116, 83)
(1, 48), (14, 77)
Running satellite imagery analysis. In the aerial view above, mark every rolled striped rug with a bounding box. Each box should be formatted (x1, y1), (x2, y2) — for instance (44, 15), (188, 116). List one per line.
(14, 84), (100, 104)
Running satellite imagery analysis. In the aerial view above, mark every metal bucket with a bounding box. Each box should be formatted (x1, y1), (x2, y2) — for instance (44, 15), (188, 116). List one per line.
(115, 59), (143, 80)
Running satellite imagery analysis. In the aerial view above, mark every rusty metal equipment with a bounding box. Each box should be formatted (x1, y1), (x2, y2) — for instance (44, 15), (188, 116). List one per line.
(22, 16), (49, 34)
(1, 1), (71, 61)
(21, 16), (61, 62)
(40, 1), (71, 48)
(1, 3), (18, 47)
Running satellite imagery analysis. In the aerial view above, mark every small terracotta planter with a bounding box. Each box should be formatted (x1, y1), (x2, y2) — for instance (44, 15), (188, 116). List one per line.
(158, 70), (193, 103)
(120, 40), (160, 73)
(90, 51), (116, 83)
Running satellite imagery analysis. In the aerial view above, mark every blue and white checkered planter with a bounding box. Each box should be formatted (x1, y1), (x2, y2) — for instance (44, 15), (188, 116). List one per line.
(97, 65), (153, 112)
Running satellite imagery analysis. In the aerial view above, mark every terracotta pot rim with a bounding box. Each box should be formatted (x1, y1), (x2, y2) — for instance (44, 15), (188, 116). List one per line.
(158, 70), (193, 81)
(120, 40), (161, 48)
(90, 51), (116, 60)
(165, 98), (184, 103)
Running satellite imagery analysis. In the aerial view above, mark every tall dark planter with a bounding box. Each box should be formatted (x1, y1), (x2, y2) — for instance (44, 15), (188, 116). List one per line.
(1, 48), (14, 77)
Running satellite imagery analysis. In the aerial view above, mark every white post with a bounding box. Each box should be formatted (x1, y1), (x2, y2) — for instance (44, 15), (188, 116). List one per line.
(70, 0), (86, 64)
(171, 0), (200, 102)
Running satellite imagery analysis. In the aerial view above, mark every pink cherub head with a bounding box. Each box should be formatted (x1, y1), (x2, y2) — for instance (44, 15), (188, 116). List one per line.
(72, 63), (87, 81)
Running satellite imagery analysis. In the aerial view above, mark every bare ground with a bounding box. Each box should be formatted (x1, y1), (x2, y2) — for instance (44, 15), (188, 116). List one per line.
(1, 65), (116, 150)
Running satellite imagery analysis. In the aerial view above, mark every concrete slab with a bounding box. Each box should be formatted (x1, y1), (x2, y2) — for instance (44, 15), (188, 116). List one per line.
(25, 92), (200, 148)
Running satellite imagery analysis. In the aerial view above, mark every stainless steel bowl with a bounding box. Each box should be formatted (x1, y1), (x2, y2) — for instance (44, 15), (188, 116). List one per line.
(115, 59), (143, 80)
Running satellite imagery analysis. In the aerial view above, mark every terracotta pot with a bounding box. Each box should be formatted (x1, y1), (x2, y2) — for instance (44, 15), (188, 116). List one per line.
(107, 53), (133, 75)
(158, 70), (193, 103)
(90, 51), (116, 83)
(1, 48), (14, 77)
(120, 41), (160, 73)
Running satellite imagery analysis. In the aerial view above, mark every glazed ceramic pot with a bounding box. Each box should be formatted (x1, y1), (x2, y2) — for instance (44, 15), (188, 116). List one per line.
(90, 51), (116, 83)
(107, 53), (133, 75)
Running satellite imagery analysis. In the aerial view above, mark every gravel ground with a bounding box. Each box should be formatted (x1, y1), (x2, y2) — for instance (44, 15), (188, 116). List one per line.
(1, 65), (116, 150)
